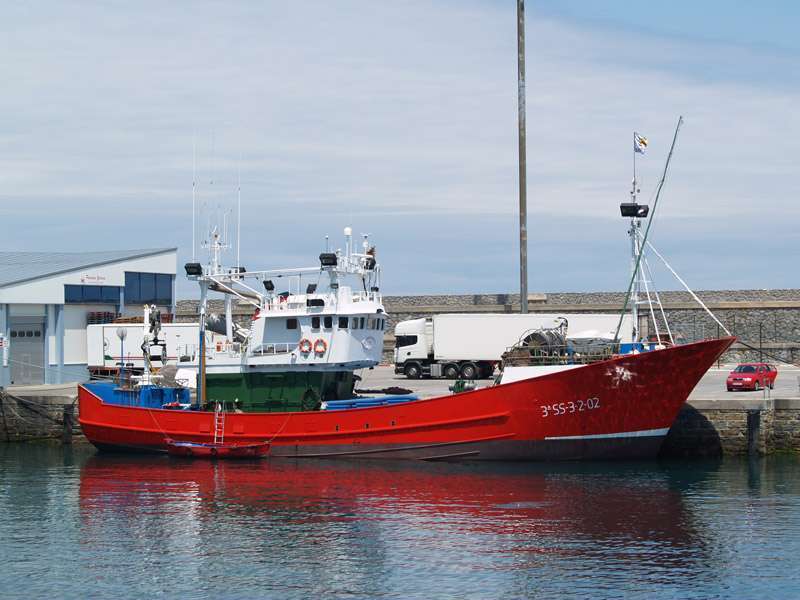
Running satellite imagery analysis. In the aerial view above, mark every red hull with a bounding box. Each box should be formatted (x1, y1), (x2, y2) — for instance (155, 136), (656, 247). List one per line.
(78, 337), (734, 461)
(165, 439), (270, 459)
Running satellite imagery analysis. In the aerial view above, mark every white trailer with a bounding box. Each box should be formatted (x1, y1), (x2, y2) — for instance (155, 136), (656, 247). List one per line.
(393, 313), (632, 379)
(87, 322), (224, 373)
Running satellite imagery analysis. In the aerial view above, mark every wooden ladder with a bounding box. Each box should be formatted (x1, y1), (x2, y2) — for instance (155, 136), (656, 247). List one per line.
(213, 403), (225, 444)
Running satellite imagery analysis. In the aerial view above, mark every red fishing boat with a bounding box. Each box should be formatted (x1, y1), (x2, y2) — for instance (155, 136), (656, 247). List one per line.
(79, 147), (735, 462)
(78, 336), (733, 461)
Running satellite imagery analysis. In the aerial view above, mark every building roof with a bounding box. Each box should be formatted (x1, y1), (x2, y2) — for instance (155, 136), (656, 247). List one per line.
(0, 248), (176, 288)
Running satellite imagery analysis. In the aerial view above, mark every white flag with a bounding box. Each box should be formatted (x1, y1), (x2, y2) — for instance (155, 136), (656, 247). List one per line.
(634, 133), (648, 154)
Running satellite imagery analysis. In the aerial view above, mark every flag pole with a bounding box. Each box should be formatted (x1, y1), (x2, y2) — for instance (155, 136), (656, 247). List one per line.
(516, 0), (528, 314)
(632, 131), (637, 200)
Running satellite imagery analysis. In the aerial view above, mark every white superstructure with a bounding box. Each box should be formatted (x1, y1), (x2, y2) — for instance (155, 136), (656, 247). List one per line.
(181, 227), (387, 374)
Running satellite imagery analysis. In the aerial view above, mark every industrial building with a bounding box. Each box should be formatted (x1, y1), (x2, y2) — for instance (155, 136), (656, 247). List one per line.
(0, 249), (177, 386)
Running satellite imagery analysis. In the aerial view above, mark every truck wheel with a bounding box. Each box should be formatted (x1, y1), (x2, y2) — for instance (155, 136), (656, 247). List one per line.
(443, 364), (459, 379)
(404, 363), (422, 379)
(460, 362), (478, 380)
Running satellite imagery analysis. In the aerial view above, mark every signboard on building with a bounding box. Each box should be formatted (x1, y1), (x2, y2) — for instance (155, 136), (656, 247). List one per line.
(80, 274), (107, 284)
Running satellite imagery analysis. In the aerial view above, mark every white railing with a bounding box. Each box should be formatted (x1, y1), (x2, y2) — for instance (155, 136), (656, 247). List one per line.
(177, 342), (245, 362)
(259, 290), (382, 312)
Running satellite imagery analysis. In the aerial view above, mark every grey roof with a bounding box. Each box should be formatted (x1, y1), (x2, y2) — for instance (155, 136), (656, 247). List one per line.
(0, 248), (176, 288)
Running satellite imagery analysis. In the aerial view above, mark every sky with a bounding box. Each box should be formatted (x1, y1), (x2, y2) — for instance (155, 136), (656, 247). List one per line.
(1, 1), (798, 298)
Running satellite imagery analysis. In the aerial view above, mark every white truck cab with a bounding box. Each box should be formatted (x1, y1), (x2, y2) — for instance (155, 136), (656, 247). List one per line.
(393, 318), (431, 372)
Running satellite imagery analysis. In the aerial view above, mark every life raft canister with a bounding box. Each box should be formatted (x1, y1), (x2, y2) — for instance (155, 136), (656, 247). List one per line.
(313, 338), (328, 355)
(298, 338), (313, 354)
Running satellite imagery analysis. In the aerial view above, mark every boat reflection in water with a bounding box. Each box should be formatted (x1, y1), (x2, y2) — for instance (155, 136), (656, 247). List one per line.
(78, 455), (714, 596)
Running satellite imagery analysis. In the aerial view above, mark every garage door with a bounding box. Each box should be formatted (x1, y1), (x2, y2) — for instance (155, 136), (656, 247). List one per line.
(10, 322), (45, 385)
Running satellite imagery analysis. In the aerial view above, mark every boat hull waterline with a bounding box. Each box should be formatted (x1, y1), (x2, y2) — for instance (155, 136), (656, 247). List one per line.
(78, 337), (734, 461)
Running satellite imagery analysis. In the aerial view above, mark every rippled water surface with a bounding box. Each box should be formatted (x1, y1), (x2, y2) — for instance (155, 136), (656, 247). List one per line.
(1, 445), (799, 599)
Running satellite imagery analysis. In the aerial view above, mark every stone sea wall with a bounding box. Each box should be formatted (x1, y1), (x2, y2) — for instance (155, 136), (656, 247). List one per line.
(0, 388), (79, 442)
(662, 398), (800, 457)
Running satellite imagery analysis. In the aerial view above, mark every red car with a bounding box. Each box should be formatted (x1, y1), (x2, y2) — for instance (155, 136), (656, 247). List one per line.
(726, 363), (778, 391)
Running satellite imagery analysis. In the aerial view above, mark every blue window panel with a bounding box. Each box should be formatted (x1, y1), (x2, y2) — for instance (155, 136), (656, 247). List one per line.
(125, 272), (140, 303)
(139, 273), (156, 303)
(102, 286), (120, 303)
(65, 285), (83, 303)
(65, 284), (121, 304)
(156, 274), (172, 304)
(82, 286), (102, 302)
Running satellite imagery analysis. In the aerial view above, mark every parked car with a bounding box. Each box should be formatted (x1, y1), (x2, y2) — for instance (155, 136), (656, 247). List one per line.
(726, 363), (778, 391)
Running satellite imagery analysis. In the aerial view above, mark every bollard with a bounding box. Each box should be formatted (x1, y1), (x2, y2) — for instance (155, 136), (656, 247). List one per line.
(62, 404), (74, 445)
(747, 409), (761, 456)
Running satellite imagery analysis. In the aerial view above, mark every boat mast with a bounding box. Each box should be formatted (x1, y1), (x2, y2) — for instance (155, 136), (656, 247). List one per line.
(198, 281), (207, 408)
(237, 159), (241, 270)
(516, 0), (528, 314)
(613, 118), (683, 345)
(629, 142), (642, 343)
(192, 139), (197, 262)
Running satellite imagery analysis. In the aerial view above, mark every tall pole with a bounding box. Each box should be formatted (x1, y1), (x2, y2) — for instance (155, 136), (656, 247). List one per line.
(517, 0), (528, 314)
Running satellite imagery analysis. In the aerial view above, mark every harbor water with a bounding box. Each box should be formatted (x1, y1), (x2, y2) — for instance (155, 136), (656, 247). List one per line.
(1, 445), (799, 599)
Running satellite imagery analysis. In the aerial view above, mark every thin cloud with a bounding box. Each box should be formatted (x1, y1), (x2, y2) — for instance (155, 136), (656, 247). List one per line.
(0, 2), (796, 293)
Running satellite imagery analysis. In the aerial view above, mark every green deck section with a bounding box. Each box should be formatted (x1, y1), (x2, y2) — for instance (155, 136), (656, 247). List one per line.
(205, 371), (355, 412)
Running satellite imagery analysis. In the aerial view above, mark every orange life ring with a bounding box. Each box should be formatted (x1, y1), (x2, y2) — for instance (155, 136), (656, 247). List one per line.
(298, 338), (313, 354)
(313, 338), (327, 355)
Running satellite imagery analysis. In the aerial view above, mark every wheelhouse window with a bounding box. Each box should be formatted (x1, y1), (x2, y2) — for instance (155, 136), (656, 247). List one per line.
(311, 316), (320, 329)
(324, 316), (333, 329)
(338, 317), (348, 329)
(395, 335), (418, 348)
(286, 318), (298, 330)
